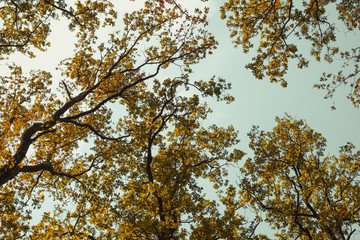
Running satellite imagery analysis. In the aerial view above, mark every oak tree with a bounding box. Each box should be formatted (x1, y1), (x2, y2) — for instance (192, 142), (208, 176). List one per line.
(221, 0), (360, 107)
(0, 0), (256, 239)
(2, 1), (359, 239)
(240, 115), (360, 240)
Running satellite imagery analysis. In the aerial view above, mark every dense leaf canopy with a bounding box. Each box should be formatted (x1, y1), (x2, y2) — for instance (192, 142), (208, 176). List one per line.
(241, 115), (360, 240)
(221, 0), (360, 107)
(0, 0), (359, 239)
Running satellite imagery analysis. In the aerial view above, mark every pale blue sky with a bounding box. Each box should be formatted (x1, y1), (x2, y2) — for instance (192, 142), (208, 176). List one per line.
(192, 1), (360, 155)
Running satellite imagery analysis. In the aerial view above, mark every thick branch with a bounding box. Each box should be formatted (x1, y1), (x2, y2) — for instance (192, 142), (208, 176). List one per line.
(60, 119), (130, 140)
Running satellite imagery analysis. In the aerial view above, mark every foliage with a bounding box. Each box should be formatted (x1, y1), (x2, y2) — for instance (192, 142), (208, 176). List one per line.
(221, 0), (360, 107)
(1, 0), (360, 239)
(240, 115), (360, 239)
(0, 0), (258, 239)
(0, 0), (116, 58)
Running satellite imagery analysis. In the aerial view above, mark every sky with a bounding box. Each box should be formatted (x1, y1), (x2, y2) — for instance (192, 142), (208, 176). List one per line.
(3, 0), (360, 236)
(193, 1), (360, 154)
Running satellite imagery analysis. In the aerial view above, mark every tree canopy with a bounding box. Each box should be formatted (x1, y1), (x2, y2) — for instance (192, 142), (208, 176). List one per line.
(0, 0), (359, 239)
(221, 0), (360, 107)
(240, 115), (360, 240)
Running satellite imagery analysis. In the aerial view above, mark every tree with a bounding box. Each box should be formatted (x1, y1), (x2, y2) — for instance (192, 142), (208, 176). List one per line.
(220, 0), (360, 108)
(0, 0), (261, 239)
(239, 115), (360, 240)
(0, 0), (116, 58)
(2, 1), (359, 239)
